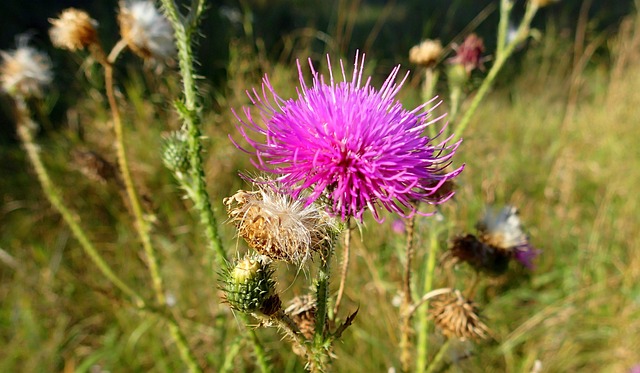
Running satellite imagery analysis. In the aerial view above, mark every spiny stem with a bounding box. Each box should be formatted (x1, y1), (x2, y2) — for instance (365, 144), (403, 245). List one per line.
(159, 0), (226, 268)
(103, 45), (201, 373)
(312, 247), (333, 372)
(158, 1), (271, 371)
(453, 2), (539, 141)
(333, 219), (351, 316)
(400, 214), (416, 372)
(14, 97), (143, 306)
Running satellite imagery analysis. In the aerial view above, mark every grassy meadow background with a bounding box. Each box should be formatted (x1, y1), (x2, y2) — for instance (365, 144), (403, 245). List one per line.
(1, 0), (640, 371)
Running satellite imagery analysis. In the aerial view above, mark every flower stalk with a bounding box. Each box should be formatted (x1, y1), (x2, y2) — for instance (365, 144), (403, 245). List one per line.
(453, 1), (539, 140)
(13, 96), (144, 307)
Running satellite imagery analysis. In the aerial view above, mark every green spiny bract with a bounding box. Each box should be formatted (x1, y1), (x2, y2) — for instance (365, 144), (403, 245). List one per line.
(220, 254), (281, 316)
(161, 131), (190, 174)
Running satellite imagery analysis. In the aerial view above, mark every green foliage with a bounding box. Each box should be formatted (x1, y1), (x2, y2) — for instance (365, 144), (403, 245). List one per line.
(2, 1), (640, 372)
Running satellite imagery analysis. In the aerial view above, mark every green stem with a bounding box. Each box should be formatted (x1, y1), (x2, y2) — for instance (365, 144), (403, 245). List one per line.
(245, 323), (272, 373)
(453, 2), (539, 141)
(424, 340), (451, 373)
(415, 225), (440, 373)
(159, 2), (271, 371)
(400, 214), (416, 372)
(159, 0), (226, 268)
(496, 0), (513, 58)
(312, 247), (333, 372)
(104, 44), (201, 373)
(333, 218), (351, 316)
(14, 97), (143, 306)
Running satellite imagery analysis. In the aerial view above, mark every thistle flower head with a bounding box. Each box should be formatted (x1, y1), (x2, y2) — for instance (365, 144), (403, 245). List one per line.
(232, 52), (463, 222)
(220, 254), (281, 316)
(1, 38), (52, 98)
(118, 0), (175, 61)
(409, 39), (443, 67)
(449, 33), (485, 74)
(429, 290), (491, 341)
(224, 183), (339, 264)
(49, 8), (99, 51)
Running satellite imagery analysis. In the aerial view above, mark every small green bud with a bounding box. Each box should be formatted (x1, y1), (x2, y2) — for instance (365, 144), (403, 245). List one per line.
(161, 131), (190, 174)
(446, 63), (469, 89)
(221, 255), (281, 316)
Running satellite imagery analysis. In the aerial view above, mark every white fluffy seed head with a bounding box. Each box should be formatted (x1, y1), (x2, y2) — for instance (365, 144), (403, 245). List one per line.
(1, 38), (52, 98)
(224, 185), (340, 265)
(118, 0), (175, 61)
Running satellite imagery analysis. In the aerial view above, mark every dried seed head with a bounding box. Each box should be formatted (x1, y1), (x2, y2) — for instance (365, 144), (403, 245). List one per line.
(224, 185), (340, 264)
(285, 294), (317, 339)
(409, 39), (443, 67)
(1, 38), (52, 98)
(49, 8), (99, 51)
(429, 290), (490, 341)
(220, 254), (281, 316)
(118, 0), (175, 61)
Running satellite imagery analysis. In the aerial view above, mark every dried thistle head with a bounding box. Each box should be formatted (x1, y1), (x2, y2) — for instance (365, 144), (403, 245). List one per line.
(429, 290), (490, 341)
(220, 254), (281, 317)
(1, 37), (52, 98)
(409, 39), (443, 67)
(224, 185), (340, 264)
(117, 0), (175, 61)
(285, 294), (317, 339)
(49, 8), (99, 51)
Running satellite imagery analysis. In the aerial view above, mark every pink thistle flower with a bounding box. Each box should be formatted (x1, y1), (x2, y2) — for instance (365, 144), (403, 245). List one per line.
(232, 52), (463, 222)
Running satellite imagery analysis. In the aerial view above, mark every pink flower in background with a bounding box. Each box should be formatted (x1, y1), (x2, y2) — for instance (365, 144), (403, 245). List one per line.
(232, 52), (462, 222)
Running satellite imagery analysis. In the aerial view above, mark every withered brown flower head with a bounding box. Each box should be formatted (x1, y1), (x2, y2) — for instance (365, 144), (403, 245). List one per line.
(449, 33), (485, 74)
(285, 294), (317, 339)
(409, 39), (443, 67)
(224, 185), (339, 264)
(49, 8), (99, 51)
(429, 290), (490, 341)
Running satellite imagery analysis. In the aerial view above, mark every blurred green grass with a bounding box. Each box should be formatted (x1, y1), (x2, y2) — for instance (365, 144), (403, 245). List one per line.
(2, 1), (640, 372)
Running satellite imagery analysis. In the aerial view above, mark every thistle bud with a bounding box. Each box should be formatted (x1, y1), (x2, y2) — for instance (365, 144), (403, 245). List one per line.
(161, 131), (190, 174)
(221, 254), (281, 316)
(49, 8), (99, 52)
